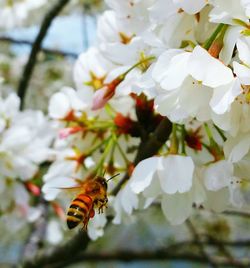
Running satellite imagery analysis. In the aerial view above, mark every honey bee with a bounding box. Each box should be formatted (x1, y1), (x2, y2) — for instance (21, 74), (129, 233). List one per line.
(66, 174), (118, 230)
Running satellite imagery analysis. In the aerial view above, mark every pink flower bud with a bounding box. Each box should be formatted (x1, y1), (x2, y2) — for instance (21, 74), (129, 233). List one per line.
(59, 126), (83, 139)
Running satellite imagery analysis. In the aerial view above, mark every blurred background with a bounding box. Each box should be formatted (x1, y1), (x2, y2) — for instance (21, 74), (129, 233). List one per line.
(0, 1), (250, 268)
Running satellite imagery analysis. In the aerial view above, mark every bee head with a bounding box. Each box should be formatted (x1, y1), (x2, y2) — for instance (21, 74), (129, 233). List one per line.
(95, 173), (120, 190)
(95, 176), (108, 190)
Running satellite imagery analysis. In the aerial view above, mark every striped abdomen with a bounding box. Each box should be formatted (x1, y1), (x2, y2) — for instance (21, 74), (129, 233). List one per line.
(67, 194), (93, 229)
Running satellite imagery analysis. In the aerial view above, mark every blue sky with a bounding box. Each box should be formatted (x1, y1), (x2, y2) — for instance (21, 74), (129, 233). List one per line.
(3, 14), (97, 55)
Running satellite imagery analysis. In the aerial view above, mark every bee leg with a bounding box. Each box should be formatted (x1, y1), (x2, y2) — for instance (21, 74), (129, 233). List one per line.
(83, 217), (89, 230)
(99, 198), (108, 213)
(83, 223), (87, 231)
(83, 218), (88, 229)
(98, 204), (105, 213)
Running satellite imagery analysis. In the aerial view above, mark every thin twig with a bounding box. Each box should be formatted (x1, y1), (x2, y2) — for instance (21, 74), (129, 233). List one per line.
(0, 36), (77, 58)
(17, 0), (71, 109)
(223, 210), (250, 218)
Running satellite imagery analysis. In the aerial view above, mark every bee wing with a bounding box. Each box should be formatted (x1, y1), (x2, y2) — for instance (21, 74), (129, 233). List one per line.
(52, 185), (83, 197)
(54, 185), (82, 190)
(50, 178), (86, 191)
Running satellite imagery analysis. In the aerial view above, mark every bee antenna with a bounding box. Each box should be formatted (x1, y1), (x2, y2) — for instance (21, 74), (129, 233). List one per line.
(106, 173), (120, 182)
(103, 170), (106, 177)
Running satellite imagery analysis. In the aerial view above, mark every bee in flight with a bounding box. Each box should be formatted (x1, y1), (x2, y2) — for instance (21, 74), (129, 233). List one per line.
(66, 174), (119, 230)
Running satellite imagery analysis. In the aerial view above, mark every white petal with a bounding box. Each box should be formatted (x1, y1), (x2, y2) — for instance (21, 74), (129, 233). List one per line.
(210, 78), (242, 114)
(121, 183), (139, 214)
(3, 126), (31, 150)
(173, 0), (207, 14)
(203, 160), (233, 191)
(233, 62), (250, 85)
(62, 87), (86, 111)
(160, 52), (190, 90)
(12, 157), (37, 180)
(205, 188), (229, 212)
(3, 93), (20, 118)
(224, 135), (250, 163)
(87, 213), (107, 240)
(158, 155), (194, 194)
(49, 92), (71, 119)
(149, 0), (177, 22)
(211, 111), (232, 133)
(143, 174), (162, 198)
(219, 26), (241, 65)
(161, 192), (192, 225)
(189, 46), (234, 87)
(130, 157), (159, 194)
(237, 36), (250, 66)
(191, 171), (207, 205)
(152, 49), (183, 85)
(155, 91), (180, 117)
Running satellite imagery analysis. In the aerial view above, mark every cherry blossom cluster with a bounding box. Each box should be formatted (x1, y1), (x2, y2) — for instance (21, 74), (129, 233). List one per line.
(0, 85), (54, 238)
(44, 0), (250, 240)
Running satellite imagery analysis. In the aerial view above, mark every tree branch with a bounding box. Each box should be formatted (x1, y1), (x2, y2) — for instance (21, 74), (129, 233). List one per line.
(47, 250), (250, 268)
(17, 0), (71, 110)
(0, 36), (77, 58)
(22, 230), (90, 268)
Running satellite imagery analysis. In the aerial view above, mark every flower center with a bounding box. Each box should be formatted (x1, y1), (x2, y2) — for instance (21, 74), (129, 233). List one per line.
(119, 32), (133, 44)
(85, 71), (106, 91)
(236, 85), (250, 104)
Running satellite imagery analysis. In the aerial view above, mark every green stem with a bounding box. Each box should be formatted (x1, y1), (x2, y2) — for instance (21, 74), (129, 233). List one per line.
(121, 56), (156, 78)
(105, 103), (116, 118)
(115, 140), (130, 164)
(218, 24), (228, 41)
(170, 123), (178, 154)
(213, 124), (226, 142)
(87, 138), (110, 155)
(94, 136), (114, 175)
(203, 23), (225, 50)
(87, 124), (114, 131)
(204, 123), (214, 144)
(108, 140), (117, 164)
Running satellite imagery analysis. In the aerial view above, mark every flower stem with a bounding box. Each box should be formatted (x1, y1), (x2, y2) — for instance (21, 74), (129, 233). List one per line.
(213, 124), (226, 142)
(94, 136), (114, 175)
(204, 123), (214, 144)
(115, 139), (130, 164)
(121, 56), (156, 78)
(180, 125), (186, 155)
(169, 123), (178, 154)
(87, 138), (110, 155)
